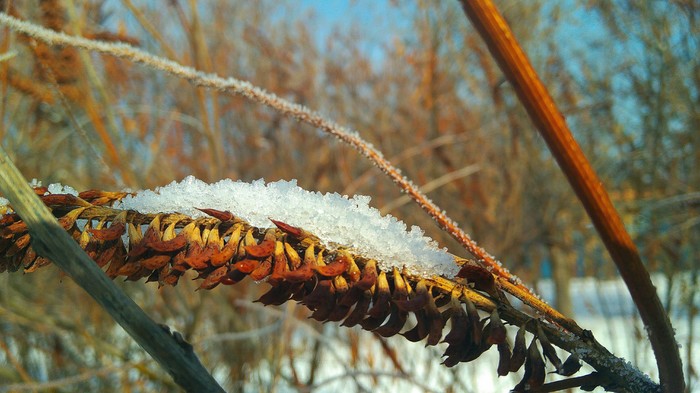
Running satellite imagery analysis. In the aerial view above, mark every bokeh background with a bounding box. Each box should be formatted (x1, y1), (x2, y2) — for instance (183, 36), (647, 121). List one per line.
(0, 1), (698, 392)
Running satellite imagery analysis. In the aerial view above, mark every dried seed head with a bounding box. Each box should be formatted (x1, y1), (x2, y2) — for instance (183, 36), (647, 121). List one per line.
(0, 188), (585, 386)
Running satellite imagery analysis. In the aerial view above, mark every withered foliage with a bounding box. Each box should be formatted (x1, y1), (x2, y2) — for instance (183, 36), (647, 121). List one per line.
(0, 190), (585, 392)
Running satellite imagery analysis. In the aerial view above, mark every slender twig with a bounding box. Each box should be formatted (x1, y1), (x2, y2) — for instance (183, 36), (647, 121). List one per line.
(0, 146), (224, 393)
(458, 1), (683, 391)
(0, 12), (569, 332)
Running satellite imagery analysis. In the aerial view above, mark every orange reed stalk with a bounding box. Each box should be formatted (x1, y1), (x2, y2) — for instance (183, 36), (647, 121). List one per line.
(459, 1), (683, 391)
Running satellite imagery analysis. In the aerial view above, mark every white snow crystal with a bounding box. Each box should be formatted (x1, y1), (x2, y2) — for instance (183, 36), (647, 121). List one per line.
(46, 183), (79, 196)
(115, 176), (459, 278)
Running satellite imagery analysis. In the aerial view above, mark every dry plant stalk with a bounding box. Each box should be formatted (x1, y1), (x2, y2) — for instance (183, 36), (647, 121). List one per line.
(458, 1), (682, 391)
(0, 11), (574, 336)
(0, 190), (660, 392)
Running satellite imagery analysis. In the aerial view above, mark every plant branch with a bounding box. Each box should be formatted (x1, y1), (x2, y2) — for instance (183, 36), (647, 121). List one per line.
(0, 146), (224, 393)
(458, 1), (683, 391)
(0, 12), (564, 330)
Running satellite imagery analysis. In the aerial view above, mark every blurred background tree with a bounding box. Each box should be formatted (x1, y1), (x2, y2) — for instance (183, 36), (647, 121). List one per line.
(0, 0), (697, 391)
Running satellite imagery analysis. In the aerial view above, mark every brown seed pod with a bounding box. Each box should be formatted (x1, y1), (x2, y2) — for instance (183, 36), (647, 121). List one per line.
(269, 240), (289, 283)
(497, 341), (512, 376)
(457, 263), (498, 298)
(558, 354), (582, 377)
(360, 273), (392, 330)
(487, 308), (507, 345)
(536, 321), (563, 371)
(25, 256), (51, 273)
(426, 313), (446, 347)
(116, 261), (143, 278)
(2, 220), (27, 238)
(5, 233), (30, 257)
(40, 193), (91, 207)
(402, 310), (430, 343)
(443, 297), (468, 346)
(149, 233), (188, 253)
(433, 293), (452, 308)
(355, 259), (378, 290)
(221, 269), (247, 286)
(183, 242), (211, 270)
(196, 207), (234, 222)
(105, 252), (126, 279)
(326, 302), (353, 322)
(249, 257), (272, 281)
(87, 222), (126, 241)
(367, 271), (392, 319)
(464, 296), (482, 346)
(314, 253), (350, 277)
(373, 303), (407, 337)
(140, 254), (171, 270)
(127, 223), (148, 258)
(233, 259), (260, 274)
(395, 280), (430, 312)
(309, 297), (336, 322)
(209, 225), (241, 266)
(326, 276), (352, 321)
(183, 225), (215, 269)
(270, 218), (303, 238)
(513, 336), (546, 391)
(510, 322), (528, 372)
(20, 247), (38, 270)
(284, 242), (302, 269)
(341, 290), (372, 327)
(245, 233), (276, 258)
(528, 336), (546, 389)
(303, 244), (317, 268)
(94, 245), (118, 268)
(301, 280), (333, 310)
(281, 264), (314, 283)
(345, 253), (361, 282)
(255, 282), (295, 306)
(197, 265), (228, 290)
(303, 279), (334, 309)
(160, 267), (183, 287)
(424, 286), (445, 346)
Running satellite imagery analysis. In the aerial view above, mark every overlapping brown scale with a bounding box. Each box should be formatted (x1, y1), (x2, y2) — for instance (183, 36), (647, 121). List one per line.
(359, 270), (392, 330)
(341, 289), (372, 328)
(496, 341), (511, 376)
(78, 190), (131, 206)
(510, 323), (528, 372)
(1, 190), (589, 385)
(306, 280), (336, 321)
(456, 263), (499, 298)
(512, 336), (546, 392)
(536, 320), (563, 372)
(486, 308), (507, 345)
(210, 225), (242, 267)
(325, 275), (353, 322)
